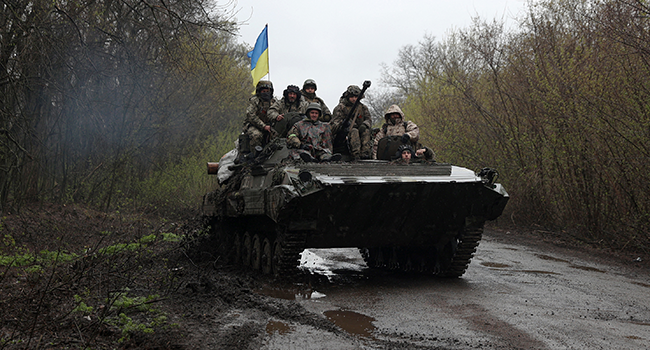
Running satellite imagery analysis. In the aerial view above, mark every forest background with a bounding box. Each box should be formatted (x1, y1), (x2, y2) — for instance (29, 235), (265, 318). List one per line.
(2, 0), (649, 253)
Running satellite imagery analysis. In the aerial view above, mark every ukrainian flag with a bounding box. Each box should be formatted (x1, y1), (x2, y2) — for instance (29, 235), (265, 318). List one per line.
(247, 25), (269, 89)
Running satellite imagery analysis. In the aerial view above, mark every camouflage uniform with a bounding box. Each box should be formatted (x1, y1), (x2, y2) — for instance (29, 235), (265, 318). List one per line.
(268, 85), (310, 138)
(244, 94), (278, 148)
(414, 143), (435, 162)
(331, 86), (372, 159)
(287, 117), (334, 161)
(301, 79), (332, 122)
(372, 104), (419, 159)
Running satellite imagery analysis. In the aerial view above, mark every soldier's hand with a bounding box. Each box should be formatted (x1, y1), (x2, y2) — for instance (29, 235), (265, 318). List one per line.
(277, 114), (284, 121)
(358, 124), (367, 134)
(401, 133), (410, 144)
(416, 148), (425, 157)
(264, 125), (271, 132)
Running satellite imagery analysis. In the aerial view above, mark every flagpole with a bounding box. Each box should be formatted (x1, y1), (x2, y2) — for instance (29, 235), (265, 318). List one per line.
(265, 24), (270, 81)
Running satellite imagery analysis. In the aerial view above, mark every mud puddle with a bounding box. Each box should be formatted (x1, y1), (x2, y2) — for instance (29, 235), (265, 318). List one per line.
(323, 310), (376, 338)
(265, 320), (294, 335)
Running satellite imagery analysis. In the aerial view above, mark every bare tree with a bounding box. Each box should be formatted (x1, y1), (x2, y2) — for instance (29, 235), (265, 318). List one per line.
(0, 0), (250, 211)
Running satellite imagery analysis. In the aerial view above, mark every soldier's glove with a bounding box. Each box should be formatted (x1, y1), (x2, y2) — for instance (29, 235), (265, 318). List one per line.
(358, 124), (367, 134)
(401, 133), (410, 144)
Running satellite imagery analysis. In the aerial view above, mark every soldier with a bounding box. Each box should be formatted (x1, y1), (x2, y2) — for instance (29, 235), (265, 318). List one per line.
(300, 79), (332, 122)
(372, 104), (419, 159)
(268, 84), (309, 137)
(414, 143), (436, 162)
(330, 85), (372, 160)
(394, 144), (414, 164)
(287, 103), (341, 162)
(242, 80), (278, 151)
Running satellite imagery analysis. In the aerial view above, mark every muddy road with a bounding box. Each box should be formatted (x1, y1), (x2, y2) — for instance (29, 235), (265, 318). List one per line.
(258, 231), (650, 349)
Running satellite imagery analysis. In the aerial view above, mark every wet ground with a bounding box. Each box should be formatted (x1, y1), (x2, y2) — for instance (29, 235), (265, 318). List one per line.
(257, 232), (650, 349)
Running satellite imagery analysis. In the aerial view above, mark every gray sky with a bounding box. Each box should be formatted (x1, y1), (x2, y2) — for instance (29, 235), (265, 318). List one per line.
(232, 0), (528, 108)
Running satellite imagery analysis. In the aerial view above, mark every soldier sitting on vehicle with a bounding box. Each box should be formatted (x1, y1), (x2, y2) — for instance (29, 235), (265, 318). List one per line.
(414, 143), (436, 162)
(393, 144), (414, 164)
(287, 103), (342, 162)
(301, 79), (332, 122)
(268, 84), (309, 138)
(372, 104), (420, 160)
(330, 85), (373, 160)
(241, 80), (278, 154)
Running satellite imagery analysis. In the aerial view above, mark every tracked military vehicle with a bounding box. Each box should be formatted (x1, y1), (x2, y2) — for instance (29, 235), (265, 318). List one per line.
(202, 135), (509, 278)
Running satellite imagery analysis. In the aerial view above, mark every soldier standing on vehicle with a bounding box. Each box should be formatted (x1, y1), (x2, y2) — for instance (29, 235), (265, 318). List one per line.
(330, 85), (372, 160)
(242, 80), (278, 151)
(287, 103), (341, 162)
(300, 79), (332, 122)
(372, 104), (419, 159)
(268, 85), (309, 138)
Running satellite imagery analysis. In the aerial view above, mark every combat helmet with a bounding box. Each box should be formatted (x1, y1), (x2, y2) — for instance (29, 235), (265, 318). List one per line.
(305, 102), (322, 118)
(283, 85), (302, 101)
(303, 79), (317, 91)
(256, 80), (274, 95)
(343, 85), (363, 99)
(397, 143), (414, 154)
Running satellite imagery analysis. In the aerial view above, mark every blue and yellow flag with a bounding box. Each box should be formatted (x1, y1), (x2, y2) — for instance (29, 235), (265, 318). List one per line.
(247, 25), (269, 89)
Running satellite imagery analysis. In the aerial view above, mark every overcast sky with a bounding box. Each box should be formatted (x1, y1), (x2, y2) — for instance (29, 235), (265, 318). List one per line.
(231, 0), (529, 108)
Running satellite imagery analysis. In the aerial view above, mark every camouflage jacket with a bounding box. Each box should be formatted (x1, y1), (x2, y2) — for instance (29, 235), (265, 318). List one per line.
(301, 90), (332, 122)
(268, 95), (309, 122)
(287, 118), (333, 152)
(330, 98), (372, 135)
(372, 118), (420, 158)
(244, 95), (278, 131)
(415, 143), (435, 161)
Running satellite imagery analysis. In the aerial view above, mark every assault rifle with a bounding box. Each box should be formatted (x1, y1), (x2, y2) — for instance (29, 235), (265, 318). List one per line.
(333, 80), (371, 153)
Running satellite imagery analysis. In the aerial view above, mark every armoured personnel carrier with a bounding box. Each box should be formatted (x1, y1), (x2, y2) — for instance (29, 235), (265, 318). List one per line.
(202, 136), (509, 278)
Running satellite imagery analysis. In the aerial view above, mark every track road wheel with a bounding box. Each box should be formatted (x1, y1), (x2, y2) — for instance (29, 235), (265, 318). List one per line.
(232, 232), (242, 265)
(271, 231), (305, 278)
(272, 239), (283, 277)
(251, 234), (262, 271)
(261, 238), (273, 275)
(242, 232), (252, 267)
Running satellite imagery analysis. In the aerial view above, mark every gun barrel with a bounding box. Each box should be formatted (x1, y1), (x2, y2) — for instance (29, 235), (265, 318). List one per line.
(207, 162), (219, 175)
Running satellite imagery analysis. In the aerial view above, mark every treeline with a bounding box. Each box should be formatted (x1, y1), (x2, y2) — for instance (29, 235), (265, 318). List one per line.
(0, 0), (250, 212)
(384, 0), (650, 250)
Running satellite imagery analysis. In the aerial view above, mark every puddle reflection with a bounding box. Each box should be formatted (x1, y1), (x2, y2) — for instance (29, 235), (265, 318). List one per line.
(323, 309), (376, 338)
(266, 320), (293, 335)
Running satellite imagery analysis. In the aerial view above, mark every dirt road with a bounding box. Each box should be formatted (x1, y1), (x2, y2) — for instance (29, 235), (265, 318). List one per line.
(259, 231), (650, 349)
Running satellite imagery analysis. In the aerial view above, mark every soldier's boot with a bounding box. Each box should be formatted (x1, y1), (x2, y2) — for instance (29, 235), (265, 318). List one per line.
(319, 153), (342, 162)
(300, 152), (317, 163)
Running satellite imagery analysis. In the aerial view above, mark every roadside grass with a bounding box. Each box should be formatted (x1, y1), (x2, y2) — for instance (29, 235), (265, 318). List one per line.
(0, 204), (207, 349)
